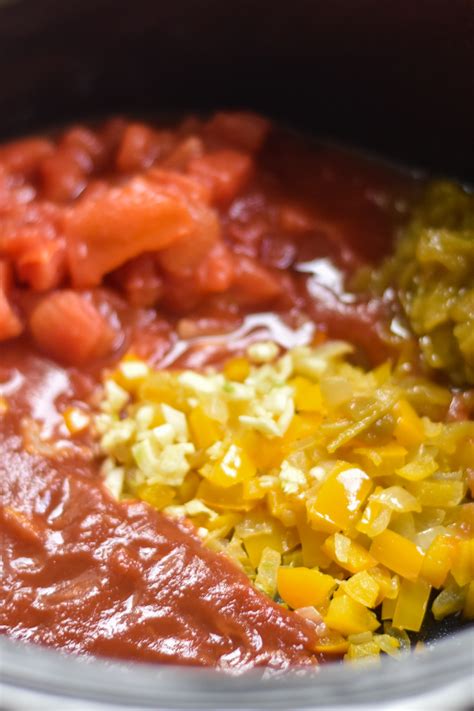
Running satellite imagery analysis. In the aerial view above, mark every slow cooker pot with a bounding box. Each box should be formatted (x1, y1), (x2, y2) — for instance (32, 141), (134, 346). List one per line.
(0, 1), (473, 708)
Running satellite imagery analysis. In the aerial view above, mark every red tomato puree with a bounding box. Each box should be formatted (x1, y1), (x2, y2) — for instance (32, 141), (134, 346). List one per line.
(0, 113), (417, 669)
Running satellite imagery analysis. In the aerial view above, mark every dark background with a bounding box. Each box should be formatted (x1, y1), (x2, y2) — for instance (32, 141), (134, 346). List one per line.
(0, 0), (473, 179)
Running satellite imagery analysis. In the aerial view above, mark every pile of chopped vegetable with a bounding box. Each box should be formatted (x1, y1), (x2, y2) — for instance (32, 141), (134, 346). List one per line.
(368, 181), (474, 385)
(96, 339), (474, 661)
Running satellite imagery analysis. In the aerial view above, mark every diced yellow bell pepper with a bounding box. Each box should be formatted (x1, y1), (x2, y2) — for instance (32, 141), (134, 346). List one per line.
(297, 518), (331, 569)
(63, 406), (90, 434)
(324, 594), (380, 636)
(307, 465), (373, 533)
(463, 581), (474, 620)
(322, 534), (376, 573)
(223, 357), (250, 382)
(281, 413), (322, 453)
(313, 630), (349, 655)
(206, 512), (241, 536)
(407, 480), (465, 507)
(451, 538), (474, 587)
(343, 571), (380, 608)
(189, 407), (222, 450)
(370, 529), (424, 581)
(138, 373), (179, 408)
(290, 376), (323, 412)
(197, 480), (253, 511)
(421, 534), (456, 588)
(114, 355), (149, 392)
(244, 530), (285, 568)
(239, 430), (283, 470)
(393, 399), (425, 448)
(369, 566), (399, 604)
(381, 596), (397, 620)
(178, 470), (200, 502)
(392, 578), (431, 632)
(277, 566), (337, 609)
(354, 443), (407, 472)
(202, 444), (256, 488)
(136, 483), (175, 510)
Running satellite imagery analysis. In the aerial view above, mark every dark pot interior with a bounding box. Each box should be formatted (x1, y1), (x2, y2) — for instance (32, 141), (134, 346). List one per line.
(0, 0), (473, 180)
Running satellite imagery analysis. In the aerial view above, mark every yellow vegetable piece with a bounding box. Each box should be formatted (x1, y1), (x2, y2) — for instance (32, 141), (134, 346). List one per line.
(345, 640), (381, 661)
(138, 373), (179, 408)
(255, 547), (281, 598)
(323, 533), (376, 574)
(244, 530), (285, 568)
(189, 407), (221, 450)
(381, 596), (397, 620)
(393, 399), (425, 448)
(115, 355), (150, 392)
(63, 406), (90, 435)
(463, 581), (474, 620)
(396, 455), (438, 482)
(290, 376), (323, 412)
(356, 494), (391, 538)
(267, 488), (299, 527)
(370, 529), (424, 581)
(324, 594), (380, 636)
(344, 571), (380, 608)
(432, 584), (467, 620)
(307, 465), (373, 533)
(136, 483), (175, 510)
(297, 519), (331, 569)
(197, 480), (253, 511)
(202, 444), (256, 488)
(421, 534), (456, 588)
(277, 567), (337, 610)
(206, 512), (241, 537)
(223, 357), (251, 382)
(240, 430), (283, 470)
(281, 413), (322, 452)
(451, 538), (474, 587)
(354, 443), (407, 472)
(407, 480), (465, 507)
(369, 566), (399, 604)
(392, 578), (431, 632)
(313, 631), (349, 655)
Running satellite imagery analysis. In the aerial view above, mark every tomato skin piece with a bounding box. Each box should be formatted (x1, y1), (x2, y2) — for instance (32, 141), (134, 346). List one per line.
(197, 242), (235, 293)
(0, 138), (54, 177)
(0, 260), (23, 340)
(16, 238), (66, 292)
(40, 147), (88, 202)
(116, 124), (175, 173)
(64, 177), (199, 287)
(231, 255), (283, 306)
(188, 150), (253, 204)
(205, 112), (270, 152)
(112, 254), (164, 308)
(29, 290), (116, 365)
(60, 126), (106, 172)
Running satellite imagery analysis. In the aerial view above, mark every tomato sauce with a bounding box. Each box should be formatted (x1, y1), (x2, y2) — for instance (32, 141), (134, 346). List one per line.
(0, 113), (418, 668)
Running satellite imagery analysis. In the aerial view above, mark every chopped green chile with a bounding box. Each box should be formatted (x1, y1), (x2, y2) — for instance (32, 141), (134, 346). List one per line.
(368, 182), (474, 385)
